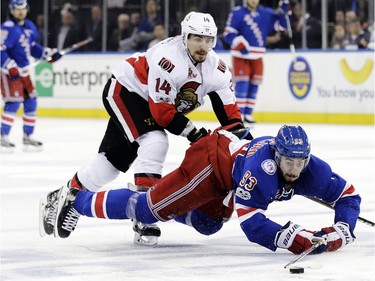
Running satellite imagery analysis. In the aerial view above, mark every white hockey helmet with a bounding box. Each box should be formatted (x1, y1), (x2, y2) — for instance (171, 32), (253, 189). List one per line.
(181, 12), (217, 49)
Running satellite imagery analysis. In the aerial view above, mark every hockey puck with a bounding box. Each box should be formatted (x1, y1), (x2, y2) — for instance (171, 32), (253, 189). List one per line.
(289, 267), (304, 274)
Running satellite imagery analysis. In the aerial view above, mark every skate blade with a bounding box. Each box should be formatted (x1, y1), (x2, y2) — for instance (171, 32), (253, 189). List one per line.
(53, 186), (69, 238)
(23, 144), (43, 152)
(134, 232), (158, 246)
(0, 146), (15, 153)
(39, 197), (48, 237)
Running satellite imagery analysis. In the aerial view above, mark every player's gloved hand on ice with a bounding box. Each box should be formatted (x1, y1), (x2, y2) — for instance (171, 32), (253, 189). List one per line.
(278, 0), (290, 14)
(8, 67), (20, 81)
(187, 127), (208, 143)
(43, 48), (63, 63)
(313, 221), (355, 252)
(274, 221), (327, 254)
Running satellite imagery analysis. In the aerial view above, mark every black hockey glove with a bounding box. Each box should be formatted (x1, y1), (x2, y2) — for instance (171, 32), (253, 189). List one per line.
(230, 127), (254, 140)
(187, 127), (208, 143)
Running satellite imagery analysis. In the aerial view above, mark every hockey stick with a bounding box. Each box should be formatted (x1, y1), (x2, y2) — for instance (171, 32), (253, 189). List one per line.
(284, 238), (326, 268)
(308, 197), (375, 228)
(27, 37), (93, 69)
(284, 12), (296, 63)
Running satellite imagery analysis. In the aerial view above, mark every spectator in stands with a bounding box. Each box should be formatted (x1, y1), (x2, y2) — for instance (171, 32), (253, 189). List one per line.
(266, 30), (289, 49)
(289, 0), (322, 49)
(52, 9), (82, 51)
(343, 17), (371, 50)
(108, 13), (137, 52)
(85, 5), (103, 51)
(35, 14), (44, 45)
(368, 23), (374, 50)
(148, 23), (166, 49)
(344, 10), (357, 26)
(330, 24), (346, 49)
(135, 0), (163, 50)
(335, 10), (345, 26)
(130, 11), (141, 30)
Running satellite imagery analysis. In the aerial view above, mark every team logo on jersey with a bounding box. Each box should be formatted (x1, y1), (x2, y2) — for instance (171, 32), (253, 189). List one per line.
(188, 68), (197, 78)
(217, 59), (227, 73)
(235, 187), (251, 200)
(144, 117), (157, 126)
(175, 81), (201, 113)
(261, 159), (277, 175)
(288, 56), (312, 100)
(158, 57), (175, 73)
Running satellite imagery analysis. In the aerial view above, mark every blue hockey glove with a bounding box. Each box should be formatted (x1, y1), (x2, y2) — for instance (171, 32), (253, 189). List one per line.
(278, 0), (290, 14)
(48, 49), (63, 63)
(8, 67), (20, 81)
(43, 48), (63, 63)
(239, 46), (248, 55)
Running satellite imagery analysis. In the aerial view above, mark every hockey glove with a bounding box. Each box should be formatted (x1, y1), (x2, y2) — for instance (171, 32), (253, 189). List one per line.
(274, 221), (327, 254)
(278, 0), (290, 14)
(43, 48), (63, 63)
(230, 127), (254, 140)
(187, 127), (208, 143)
(314, 222), (355, 252)
(8, 67), (20, 81)
(48, 49), (63, 63)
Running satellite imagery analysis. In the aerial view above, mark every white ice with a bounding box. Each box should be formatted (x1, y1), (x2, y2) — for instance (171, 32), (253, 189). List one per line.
(1, 118), (374, 281)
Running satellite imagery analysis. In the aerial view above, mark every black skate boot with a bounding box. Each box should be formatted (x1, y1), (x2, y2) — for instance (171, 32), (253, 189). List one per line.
(55, 185), (80, 238)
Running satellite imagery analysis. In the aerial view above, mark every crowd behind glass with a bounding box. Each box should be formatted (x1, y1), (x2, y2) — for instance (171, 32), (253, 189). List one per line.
(1, 0), (374, 51)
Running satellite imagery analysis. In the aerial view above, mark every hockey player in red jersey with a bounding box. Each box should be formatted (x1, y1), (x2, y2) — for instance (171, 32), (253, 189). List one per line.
(1, 0), (62, 150)
(41, 124), (361, 255)
(39, 12), (243, 245)
(223, 0), (289, 124)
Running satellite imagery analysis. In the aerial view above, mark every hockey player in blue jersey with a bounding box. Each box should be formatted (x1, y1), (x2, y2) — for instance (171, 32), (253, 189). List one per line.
(223, 0), (289, 124)
(41, 124), (360, 254)
(1, 0), (62, 149)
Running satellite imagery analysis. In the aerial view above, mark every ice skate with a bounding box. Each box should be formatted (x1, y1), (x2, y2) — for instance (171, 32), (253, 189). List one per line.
(1, 134), (15, 153)
(128, 183), (161, 246)
(23, 133), (43, 151)
(243, 115), (256, 125)
(39, 187), (61, 237)
(55, 183), (80, 238)
(132, 219), (161, 246)
(39, 181), (80, 238)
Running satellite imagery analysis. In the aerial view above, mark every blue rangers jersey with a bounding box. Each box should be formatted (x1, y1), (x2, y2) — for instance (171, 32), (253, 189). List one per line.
(231, 136), (361, 251)
(1, 18), (44, 69)
(223, 6), (287, 59)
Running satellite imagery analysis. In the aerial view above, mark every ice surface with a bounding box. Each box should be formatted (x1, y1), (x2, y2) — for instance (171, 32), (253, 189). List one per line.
(1, 118), (374, 280)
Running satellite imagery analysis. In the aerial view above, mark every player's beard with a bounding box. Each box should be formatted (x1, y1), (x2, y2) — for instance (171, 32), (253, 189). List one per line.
(283, 173), (299, 182)
(192, 50), (207, 63)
